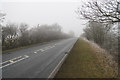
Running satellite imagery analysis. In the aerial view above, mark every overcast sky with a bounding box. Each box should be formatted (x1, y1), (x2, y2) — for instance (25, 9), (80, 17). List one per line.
(0, 0), (87, 36)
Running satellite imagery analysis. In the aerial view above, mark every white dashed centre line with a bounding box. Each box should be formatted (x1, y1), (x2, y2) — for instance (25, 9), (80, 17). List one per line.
(35, 44), (57, 54)
(34, 52), (37, 53)
(40, 49), (45, 52)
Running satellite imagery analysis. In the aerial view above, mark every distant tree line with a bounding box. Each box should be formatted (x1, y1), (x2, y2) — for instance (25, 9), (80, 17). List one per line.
(2, 23), (73, 50)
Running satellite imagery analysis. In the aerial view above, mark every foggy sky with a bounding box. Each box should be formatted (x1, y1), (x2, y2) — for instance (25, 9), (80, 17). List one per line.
(0, 0), (87, 36)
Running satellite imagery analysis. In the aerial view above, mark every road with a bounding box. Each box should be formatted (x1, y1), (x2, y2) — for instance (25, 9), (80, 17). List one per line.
(2, 38), (77, 78)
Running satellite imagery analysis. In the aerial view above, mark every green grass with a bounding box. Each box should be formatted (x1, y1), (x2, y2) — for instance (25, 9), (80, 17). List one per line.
(55, 38), (117, 78)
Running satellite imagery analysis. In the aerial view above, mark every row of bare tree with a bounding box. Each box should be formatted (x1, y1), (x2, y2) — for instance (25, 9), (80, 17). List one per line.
(82, 21), (118, 60)
(77, 0), (119, 60)
(2, 23), (73, 51)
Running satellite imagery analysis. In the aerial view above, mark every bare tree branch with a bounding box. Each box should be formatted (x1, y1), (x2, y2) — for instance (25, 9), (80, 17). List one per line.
(76, 0), (120, 23)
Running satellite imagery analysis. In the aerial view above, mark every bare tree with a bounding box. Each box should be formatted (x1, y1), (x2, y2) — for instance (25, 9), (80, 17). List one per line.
(2, 23), (18, 49)
(18, 23), (29, 46)
(76, 0), (119, 61)
(83, 21), (118, 60)
(84, 21), (107, 46)
(76, 0), (120, 23)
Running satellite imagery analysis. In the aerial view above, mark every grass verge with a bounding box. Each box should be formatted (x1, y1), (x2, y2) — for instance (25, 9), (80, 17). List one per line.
(55, 38), (117, 78)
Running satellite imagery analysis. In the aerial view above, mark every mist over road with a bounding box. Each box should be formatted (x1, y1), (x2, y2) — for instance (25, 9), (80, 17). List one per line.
(2, 38), (77, 78)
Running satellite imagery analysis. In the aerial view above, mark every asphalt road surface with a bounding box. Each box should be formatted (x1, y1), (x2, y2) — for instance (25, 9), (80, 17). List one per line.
(2, 38), (77, 78)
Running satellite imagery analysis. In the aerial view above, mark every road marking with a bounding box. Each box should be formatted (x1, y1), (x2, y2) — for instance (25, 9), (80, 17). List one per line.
(0, 56), (22, 64)
(42, 49), (46, 52)
(47, 46), (52, 49)
(44, 47), (50, 50)
(51, 45), (55, 48)
(37, 50), (40, 51)
(48, 54), (68, 78)
(24, 55), (29, 58)
(9, 60), (14, 63)
(54, 44), (57, 45)
(35, 45), (56, 54)
(0, 55), (29, 69)
(34, 52), (37, 53)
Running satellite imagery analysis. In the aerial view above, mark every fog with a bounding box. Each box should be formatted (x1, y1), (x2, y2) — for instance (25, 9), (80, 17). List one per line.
(0, 0), (86, 37)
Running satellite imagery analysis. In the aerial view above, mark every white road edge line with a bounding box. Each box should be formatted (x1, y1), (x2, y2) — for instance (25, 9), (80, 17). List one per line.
(48, 54), (68, 78)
